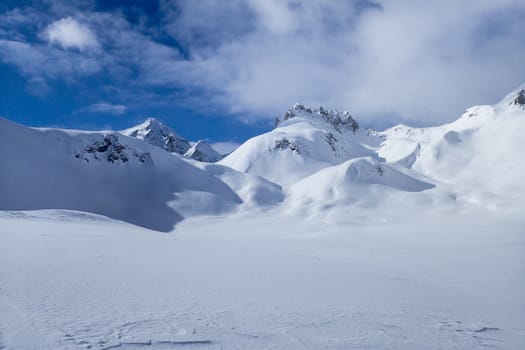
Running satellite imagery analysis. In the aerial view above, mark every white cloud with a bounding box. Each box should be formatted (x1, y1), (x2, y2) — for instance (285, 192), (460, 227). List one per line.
(0, 39), (101, 77)
(159, 0), (525, 126)
(87, 102), (127, 115)
(2, 2), (525, 128)
(0, 39), (101, 79)
(42, 17), (99, 51)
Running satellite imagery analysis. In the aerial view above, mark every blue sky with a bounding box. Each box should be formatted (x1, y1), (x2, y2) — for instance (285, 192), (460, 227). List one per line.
(1, 1), (525, 144)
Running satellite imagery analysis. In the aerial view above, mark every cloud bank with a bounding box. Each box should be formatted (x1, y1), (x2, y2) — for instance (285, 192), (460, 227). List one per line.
(164, 0), (525, 125)
(0, 0), (524, 127)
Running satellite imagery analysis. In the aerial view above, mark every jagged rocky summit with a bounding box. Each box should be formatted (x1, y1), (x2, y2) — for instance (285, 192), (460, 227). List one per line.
(121, 117), (222, 162)
(276, 103), (359, 133)
(121, 118), (191, 155)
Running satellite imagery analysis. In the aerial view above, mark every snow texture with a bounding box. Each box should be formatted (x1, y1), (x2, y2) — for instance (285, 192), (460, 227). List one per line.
(0, 210), (523, 349)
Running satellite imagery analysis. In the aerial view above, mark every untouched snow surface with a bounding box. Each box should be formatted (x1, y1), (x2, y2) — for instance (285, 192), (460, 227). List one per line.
(0, 210), (524, 350)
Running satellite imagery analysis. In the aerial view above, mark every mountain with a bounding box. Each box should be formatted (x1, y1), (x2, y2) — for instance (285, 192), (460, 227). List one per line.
(0, 118), (284, 231)
(374, 85), (525, 212)
(2, 88), (525, 350)
(1, 85), (524, 230)
(221, 86), (525, 217)
(121, 118), (223, 163)
(121, 117), (192, 155)
(219, 103), (380, 185)
(184, 140), (223, 163)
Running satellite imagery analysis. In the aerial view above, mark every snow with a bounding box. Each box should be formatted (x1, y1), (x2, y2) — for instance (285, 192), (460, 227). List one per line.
(184, 140), (223, 163)
(286, 157), (436, 219)
(122, 119), (224, 163)
(1, 85), (525, 349)
(376, 89), (525, 213)
(121, 118), (191, 155)
(0, 210), (524, 349)
(219, 104), (378, 185)
(193, 162), (284, 208)
(0, 118), (242, 232)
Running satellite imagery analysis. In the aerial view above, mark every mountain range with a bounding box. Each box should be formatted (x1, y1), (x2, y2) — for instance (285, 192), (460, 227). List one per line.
(1, 85), (524, 231)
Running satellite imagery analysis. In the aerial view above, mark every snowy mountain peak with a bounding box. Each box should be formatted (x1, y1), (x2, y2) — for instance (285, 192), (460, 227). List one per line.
(220, 104), (375, 185)
(132, 117), (173, 134)
(276, 103), (359, 133)
(143, 117), (162, 127)
(184, 140), (223, 163)
(121, 118), (191, 155)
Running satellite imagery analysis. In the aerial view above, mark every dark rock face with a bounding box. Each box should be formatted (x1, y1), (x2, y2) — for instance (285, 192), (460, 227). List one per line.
(76, 135), (151, 164)
(274, 138), (300, 154)
(324, 133), (337, 152)
(512, 90), (525, 108)
(163, 134), (191, 154)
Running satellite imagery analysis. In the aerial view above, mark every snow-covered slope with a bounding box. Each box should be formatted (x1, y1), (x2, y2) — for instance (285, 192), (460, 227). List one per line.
(219, 104), (379, 185)
(220, 86), (525, 216)
(2, 85), (524, 229)
(0, 118), (247, 231)
(185, 140), (223, 162)
(219, 103), (442, 218)
(192, 162), (284, 208)
(287, 157), (435, 214)
(376, 86), (525, 211)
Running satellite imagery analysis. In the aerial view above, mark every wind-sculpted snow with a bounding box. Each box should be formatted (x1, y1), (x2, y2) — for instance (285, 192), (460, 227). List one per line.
(0, 118), (241, 231)
(376, 86), (525, 212)
(288, 157), (436, 216)
(193, 162), (284, 208)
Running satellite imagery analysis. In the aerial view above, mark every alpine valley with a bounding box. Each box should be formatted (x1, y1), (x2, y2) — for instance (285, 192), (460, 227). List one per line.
(1, 85), (524, 349)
